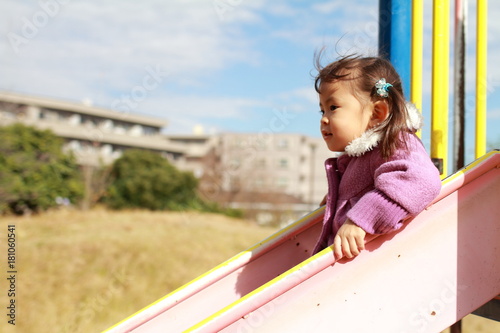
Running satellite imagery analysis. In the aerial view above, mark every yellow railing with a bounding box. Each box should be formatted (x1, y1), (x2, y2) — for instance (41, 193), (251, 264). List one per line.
(431, 0), (450, 178)
(475, 0), (488, 158)
(411, 0), (423, 138)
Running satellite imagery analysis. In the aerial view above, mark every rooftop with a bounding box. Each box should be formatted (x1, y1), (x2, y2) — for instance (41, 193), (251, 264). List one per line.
(0, 91), (167, 128)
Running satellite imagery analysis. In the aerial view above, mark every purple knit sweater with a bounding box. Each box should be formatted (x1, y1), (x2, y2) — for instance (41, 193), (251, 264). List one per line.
(313, 133), (442, 254)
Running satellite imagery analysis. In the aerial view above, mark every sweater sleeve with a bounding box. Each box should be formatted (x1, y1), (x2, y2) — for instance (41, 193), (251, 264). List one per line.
(347, 135), (442, 234)
(347, 189), (409, 234)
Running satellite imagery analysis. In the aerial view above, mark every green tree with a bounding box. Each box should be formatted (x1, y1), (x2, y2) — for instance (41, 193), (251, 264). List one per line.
(105, 149), (199, 210)
(0, 124), (83, 214)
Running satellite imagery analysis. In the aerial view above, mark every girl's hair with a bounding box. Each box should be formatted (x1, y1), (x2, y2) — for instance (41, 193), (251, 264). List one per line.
(314, 53), (413, 159)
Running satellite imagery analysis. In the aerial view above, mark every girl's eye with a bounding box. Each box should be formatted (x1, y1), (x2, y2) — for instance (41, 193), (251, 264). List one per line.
(329, 105), (338, 111)
(319, 110), (325, 116)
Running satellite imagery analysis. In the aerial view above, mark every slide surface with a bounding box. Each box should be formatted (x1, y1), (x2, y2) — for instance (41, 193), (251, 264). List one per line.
(105, 151), (500, 333)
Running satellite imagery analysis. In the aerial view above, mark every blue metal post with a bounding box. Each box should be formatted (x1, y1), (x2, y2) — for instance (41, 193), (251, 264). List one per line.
(378, 0), (412, 97)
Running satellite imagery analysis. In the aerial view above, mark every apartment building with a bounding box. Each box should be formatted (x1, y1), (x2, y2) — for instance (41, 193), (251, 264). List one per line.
(166, 134), (216, 179)
(166, 132), (333, 224)
(0, 91), (183, 165)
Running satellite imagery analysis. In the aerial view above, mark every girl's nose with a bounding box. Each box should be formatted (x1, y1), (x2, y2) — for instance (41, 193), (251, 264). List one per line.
(320, 115), (328, 124)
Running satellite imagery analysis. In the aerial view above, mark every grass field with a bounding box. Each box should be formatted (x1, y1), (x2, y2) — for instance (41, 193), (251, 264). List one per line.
(0, 208), (498, 332)
(0, 208), (277, 333)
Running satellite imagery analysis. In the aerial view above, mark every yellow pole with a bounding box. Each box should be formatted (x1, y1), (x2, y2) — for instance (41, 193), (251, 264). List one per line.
(475, 0), (487, 158)
(431, 0), (449, 178)
(411, 0), (423, 138)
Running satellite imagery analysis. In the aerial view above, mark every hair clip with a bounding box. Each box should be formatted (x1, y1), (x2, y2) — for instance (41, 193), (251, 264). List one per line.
(375, 78), (393, 98)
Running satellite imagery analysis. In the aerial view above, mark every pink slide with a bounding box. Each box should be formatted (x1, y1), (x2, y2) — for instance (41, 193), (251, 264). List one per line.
(105, 151), (500, 332)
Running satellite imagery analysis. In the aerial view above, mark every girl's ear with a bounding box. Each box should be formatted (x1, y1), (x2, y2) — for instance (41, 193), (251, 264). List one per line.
(370, 100), (389, 126)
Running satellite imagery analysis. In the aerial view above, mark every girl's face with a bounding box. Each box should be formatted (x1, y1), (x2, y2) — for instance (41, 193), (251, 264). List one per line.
(319, 80), (375, 152)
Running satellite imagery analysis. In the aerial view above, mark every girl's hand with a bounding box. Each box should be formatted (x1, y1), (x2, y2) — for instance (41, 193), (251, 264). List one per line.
(333, 219), (366, 259)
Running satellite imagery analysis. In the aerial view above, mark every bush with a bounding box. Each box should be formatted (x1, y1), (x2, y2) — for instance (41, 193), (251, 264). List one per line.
(0, 124), (83, 214)
(105, 149), (199, 210)
(182, 197), (244, 218)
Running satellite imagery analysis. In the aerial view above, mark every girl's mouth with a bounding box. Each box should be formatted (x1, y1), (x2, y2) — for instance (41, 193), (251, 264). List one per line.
(321, 130), (332, 139)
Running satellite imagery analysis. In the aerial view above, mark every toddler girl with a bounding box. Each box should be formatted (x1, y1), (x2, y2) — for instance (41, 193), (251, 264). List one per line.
(313, 55), (442, 259)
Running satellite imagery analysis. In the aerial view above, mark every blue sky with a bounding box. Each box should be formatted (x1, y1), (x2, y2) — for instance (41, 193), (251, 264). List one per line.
(1, 0), (499, 169)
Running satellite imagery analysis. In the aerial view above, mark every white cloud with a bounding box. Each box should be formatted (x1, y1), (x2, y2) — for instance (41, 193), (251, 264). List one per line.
(0, 0), (262, 98)
(273, 86), (318, 111)
(311, 2), (343, 14)
(488, 109), (500, 120)
(259, 2), (300, 17)
(131, 92), (268, 134)
(268, 1), (379, 54)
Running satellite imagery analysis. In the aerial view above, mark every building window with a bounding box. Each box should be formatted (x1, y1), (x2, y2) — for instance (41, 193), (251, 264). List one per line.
(82, 115), (99, 127)
(277, 139), (288, 150)
(39, 108), (58, 121)
(2, 110), (16, 119)
(101, 119), (113, 131)
(230, 137), (246, 149)
(277, 177), (288, 188)
(57, 111), (68, 121)
(256, 158), (267, 169)
(114, 121), (131, 134)
(254, 177), (265, 188)
(69, 114), (81, 125)
(255, 137), (268, 151)
(278, 158), (288, 169)
(143, 126), (158, 136)
(66, 140), (81, 151)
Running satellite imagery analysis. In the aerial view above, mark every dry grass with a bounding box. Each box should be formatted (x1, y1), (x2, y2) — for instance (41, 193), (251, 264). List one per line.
(0, 208), (499, 333)
(441, 316), (500, 333)
(0, 208), (277, 333)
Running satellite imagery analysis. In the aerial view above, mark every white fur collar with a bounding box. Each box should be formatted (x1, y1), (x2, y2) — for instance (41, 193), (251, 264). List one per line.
(344, 102), (423, 157)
